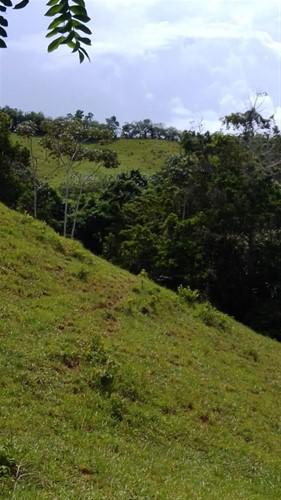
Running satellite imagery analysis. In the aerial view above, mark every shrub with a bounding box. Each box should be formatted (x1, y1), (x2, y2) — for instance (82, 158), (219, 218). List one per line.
(0, 448), (17, 478)
(77, 267), (90, 282)
(195, 302), (228, 330)
(177, 285), (200, 305)
(88, 336), (119, 395)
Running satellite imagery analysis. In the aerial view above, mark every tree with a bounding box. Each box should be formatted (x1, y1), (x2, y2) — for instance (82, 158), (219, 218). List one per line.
(16, 120), (59, 218)
(100, 117), (281, 338)
(0, 106), (46, 132)
(76, 170), (148, 255)
(0, 0), (92, 62)
(17, 120), (40, 218)
(105, 116), (120, 139)
(0, 111), (31, 208)
(121, 120), (181, 141)
(41, 118), (119, 238)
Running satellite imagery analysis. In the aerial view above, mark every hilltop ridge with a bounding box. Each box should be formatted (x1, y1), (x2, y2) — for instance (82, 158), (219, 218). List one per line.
(0, 202), (281, 499)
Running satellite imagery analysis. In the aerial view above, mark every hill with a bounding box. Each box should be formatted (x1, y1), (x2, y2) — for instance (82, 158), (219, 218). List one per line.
(11, 135), (180, 187)
(0, 202), (281, 499)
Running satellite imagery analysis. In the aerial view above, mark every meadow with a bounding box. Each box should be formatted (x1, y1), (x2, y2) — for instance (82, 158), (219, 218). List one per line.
(12, 135), (180, 187)
(0, 202), (281, 499)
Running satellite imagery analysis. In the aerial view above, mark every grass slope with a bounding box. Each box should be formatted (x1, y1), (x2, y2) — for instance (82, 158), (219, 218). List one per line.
(12, 136), (180, 187)
(0, 203), (281, 499)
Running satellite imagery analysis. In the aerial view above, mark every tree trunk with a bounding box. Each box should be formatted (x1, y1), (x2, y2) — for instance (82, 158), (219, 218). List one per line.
(33, 184), (37, 218)
(63, 182), (70, 237)
(71, 185), (83, 239)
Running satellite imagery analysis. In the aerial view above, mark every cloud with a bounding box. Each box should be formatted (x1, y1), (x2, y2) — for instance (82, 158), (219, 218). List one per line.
(1, 0), (280, 130)
(168, 97), (222, 132)
(82, 0), (281, 60)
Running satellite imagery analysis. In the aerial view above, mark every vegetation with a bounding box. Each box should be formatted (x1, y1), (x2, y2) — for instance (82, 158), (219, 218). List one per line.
(1, 202), (281, 498)
(1, 105), (281, 339)
(11, 136), (180, 187)
(0, 0), (92, 62)
(121, 119), (181, 141)
(74, 113), (281, 338)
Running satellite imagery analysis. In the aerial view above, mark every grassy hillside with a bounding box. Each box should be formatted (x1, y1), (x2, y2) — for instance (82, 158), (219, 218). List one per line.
(12, 135), (180, 187)
(0, 202), (281, 499)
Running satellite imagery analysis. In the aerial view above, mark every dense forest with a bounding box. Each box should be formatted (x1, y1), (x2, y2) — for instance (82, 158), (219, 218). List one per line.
(1, 104), (281, 339)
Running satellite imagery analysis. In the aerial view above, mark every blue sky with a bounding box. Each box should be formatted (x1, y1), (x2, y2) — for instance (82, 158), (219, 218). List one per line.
(1, 0), (281, 131)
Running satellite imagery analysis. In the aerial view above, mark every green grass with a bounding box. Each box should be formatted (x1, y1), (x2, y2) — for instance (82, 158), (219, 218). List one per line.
(12, 135), (180, 187)
(1, 202), (281, 498)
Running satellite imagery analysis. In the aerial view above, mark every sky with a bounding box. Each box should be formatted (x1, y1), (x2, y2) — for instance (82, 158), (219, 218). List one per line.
(0, 0), (281, 131)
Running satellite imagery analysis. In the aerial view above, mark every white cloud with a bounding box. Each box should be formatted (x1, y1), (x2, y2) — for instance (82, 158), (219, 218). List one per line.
(169, 97), (221, 132)
(82, 0), (281, 59)
(2, 0), (281, 127)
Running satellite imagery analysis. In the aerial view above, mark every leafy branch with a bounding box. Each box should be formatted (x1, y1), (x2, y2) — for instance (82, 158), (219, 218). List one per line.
(0, 0), (92, 62)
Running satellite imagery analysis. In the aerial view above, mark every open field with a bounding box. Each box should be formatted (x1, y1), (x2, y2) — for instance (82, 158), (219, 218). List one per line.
(0, 202), (281, 498)
(12, 135), (180, 187)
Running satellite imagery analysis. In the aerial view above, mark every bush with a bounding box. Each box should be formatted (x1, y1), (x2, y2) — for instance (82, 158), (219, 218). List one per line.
(88, 336), (119, 395)
(177, 285), (200, 305)
(0, 448), (17, 478)
(195, 302), (228, 330)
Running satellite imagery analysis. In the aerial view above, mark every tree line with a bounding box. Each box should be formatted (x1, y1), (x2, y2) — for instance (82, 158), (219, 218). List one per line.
(1, 106), (181, 141)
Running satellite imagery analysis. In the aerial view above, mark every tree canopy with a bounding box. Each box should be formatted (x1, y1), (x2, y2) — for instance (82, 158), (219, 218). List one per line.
(0, 0), (92, 62)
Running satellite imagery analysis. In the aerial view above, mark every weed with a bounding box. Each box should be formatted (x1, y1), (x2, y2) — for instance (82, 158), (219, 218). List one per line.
(247, 349), (259, 363)
(195, 302), (228, 330)
(110, 393), (127, 422)
(0, 448), (17, 478)
(77, 267), (90, 282)
(88, 335), (119, 394)
(177, 285), (200, 305)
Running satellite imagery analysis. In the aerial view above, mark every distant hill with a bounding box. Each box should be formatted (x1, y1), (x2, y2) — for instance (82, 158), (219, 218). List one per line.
(11, 135), (180, 187)
(0, 202), (281, 499)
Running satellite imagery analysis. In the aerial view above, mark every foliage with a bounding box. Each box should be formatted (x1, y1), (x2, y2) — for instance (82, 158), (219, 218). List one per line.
(121, 119), (181, 141)
(0, 448), (17, 478)
(41, 118), (119, 237)
(195, 302), (229, 330)
(96, 118), (281, 337)
(0, 111), (31, 208)
(0, 0), (92, 62)
(75, 169), (148, 254)
(177, 285), (200, 305)
(0, 106), (46, 133)
(2, 104), (281, 337)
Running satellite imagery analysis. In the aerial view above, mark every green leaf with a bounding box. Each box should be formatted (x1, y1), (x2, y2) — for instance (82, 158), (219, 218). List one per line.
(0, 0), (92, 60)
(79, 45), (90, 61)
(45, 4), (64, 16)
(77, 35), (91, 46)
(61, 30), (75, 43)
(0, 25), (7, 36)
(0, 15), (8, 26)
(70, 5), (88, 16)
(72, 13), (90, 23)
(67, 40), (76, 49)
(0, 0), (12, 7)
(14, 0), (29, 9)
(72, 21), (91, 35)
(78, 50), (85, 63)
(47, 13), (67, 30)
(47, 35), (65, 52)
(46, 27), (60, 38)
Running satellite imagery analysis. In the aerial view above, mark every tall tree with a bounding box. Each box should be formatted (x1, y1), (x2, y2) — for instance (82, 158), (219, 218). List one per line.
(41, 118), (119, 238)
